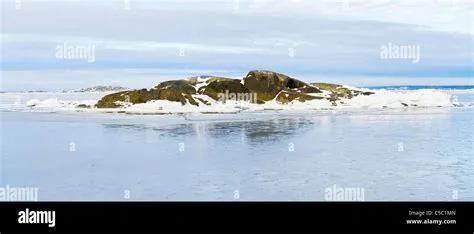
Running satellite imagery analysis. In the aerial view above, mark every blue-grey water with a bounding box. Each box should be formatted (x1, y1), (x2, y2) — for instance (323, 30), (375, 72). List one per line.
(0, 92), (473, 201)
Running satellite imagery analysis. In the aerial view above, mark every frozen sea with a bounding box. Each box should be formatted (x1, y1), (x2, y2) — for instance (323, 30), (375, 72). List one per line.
(0, 89), (473, 201)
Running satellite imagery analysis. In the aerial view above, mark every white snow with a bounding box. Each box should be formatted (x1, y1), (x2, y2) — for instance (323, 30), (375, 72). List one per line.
(307, 90), (331, 98)
(25, 98), (97, 109)
(0, 88), (464, 115)
(344, 89), (453, 108)
(194, 77), (212, 91)
(341, 84), (372, 92)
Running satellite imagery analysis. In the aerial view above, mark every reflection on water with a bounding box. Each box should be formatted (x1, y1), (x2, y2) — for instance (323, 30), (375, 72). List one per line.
(102, 117), (317, 145)
(103, 123), (197, 138)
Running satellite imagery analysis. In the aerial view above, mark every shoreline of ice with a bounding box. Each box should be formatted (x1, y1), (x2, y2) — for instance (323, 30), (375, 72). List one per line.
(1, 89), (473, 115)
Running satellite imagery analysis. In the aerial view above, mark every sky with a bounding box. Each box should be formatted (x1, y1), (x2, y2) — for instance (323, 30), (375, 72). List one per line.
(1, 0), (473, 91)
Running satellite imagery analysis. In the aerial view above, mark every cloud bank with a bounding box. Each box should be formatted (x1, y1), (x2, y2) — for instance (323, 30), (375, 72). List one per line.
(1, 0), (473, 90)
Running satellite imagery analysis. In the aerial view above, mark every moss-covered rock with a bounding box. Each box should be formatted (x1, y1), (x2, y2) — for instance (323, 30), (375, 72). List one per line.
(96, 71), (373, 108)
(195, 97), (211, 106)
(275, 90), (324, 104)
(96, 91), (134, 108)
(96, 80), (198, 108)
(359, 91), (375, 96)
(312, 82), (374, 101)
(311, 83), (342, 91)
(155, 80), (197, 94)
(292, 85), (322, 94)
(76, 104), (91, 108)
(184, 94), (199, 106)
(243, 70), (321, 103)
(198, 77), (246, 101)
(312, 83), (351, 98)
(243, 70), (288, 102)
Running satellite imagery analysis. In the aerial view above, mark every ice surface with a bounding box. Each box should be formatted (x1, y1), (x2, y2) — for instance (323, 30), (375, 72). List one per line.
(1, 103), (473, 201)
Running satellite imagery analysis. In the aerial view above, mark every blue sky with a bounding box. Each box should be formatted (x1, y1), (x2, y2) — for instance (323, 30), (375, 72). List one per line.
(1, 0), (473, 91)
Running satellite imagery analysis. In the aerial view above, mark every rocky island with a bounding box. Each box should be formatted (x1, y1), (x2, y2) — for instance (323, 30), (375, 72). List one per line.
(21, 70), (454, 114)
(96, 70), (374, 109)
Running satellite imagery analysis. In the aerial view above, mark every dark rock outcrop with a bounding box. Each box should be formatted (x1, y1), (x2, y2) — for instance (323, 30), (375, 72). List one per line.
(95, 70), (373, 108)
(243, 70), (321, 103)
(76, 104), (92, 108)
(312, 83), (375, 101)
(275, 90), (324, 104)
(197, 77), (246, 101)
(96, 80), (198, 108)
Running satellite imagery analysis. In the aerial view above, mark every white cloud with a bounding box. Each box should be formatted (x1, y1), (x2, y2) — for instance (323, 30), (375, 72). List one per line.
(0, 0), (472, 90)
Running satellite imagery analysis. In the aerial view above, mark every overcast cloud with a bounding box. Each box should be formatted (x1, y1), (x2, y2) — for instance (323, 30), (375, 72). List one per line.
(1, 0), (473, 90)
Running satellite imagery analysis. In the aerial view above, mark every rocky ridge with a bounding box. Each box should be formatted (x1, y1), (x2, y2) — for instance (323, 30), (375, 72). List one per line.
(95, 70), (374, 108)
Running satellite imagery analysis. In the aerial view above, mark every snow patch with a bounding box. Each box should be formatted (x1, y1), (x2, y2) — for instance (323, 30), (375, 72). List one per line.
(6, 89), (457, 114)
(26, 98), (97, 108)
(344, 90), (452, 108)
